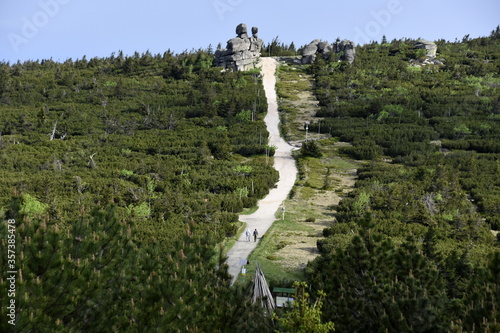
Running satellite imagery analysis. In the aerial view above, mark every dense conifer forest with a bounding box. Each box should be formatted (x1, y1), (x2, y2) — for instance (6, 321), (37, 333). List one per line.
(1, 27), (500, 332)
(0, 50), (279, 245)
(0, 50), (278, 331)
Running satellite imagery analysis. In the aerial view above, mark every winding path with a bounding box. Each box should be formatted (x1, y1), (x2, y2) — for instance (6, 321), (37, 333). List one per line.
(226, 57), (298, 283)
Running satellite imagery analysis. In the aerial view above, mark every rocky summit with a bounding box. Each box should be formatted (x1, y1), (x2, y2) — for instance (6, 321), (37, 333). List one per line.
(215, 23), (263, 71)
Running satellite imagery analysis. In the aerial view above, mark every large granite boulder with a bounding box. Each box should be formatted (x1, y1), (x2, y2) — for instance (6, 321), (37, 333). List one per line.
(334, 39), (356, 63)
(317, 41), (333, 54)
(215, 23), (263, 71)
(301, 38), (356, 64)
(415, 39), (437, 57)
(301, 39), (321, 64)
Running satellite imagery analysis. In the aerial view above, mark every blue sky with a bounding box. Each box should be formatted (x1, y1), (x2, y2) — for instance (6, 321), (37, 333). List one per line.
(1, 0), (499, 63)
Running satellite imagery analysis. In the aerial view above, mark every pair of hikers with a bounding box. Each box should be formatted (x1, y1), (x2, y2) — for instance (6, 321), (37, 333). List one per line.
(245, 228), (258, 242)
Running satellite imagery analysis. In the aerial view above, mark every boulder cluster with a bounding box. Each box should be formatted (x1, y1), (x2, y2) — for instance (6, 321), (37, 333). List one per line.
(301, 38), (356, 64)
(215, 23), (263, 71)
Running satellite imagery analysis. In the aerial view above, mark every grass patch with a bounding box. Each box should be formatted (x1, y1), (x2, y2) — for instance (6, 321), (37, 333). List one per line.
(325, 156), (358, 171)
(276, 240), (292, 249)
(299, 186), (315, 200)
(240, 206), (259, 215)
(277, 90), (301, 101)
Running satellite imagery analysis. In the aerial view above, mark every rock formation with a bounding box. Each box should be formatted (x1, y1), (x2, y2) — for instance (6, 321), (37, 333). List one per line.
(215, 23), (263, 71)
(301, 39), (322, 64)
(414, 39), (437, 57)
(334, 39), (356, 63)
(301, 38), (356, 64)
(409, 38), (442, 66)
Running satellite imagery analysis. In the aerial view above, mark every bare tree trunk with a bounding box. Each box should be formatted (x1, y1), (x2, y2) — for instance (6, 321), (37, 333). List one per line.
(88, 153), (97, 169)
(168, 113), (176, 130)
(252, 100), (256, 121)
(50, 121), (57, 140)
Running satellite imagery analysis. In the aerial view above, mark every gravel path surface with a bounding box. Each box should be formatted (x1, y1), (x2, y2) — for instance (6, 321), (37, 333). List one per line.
(226, 57), (298, 283)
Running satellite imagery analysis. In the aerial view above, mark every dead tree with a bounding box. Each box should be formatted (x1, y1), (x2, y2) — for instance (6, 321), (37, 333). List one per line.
(50, 121), (57, 140)
(88, 153), (97, 169)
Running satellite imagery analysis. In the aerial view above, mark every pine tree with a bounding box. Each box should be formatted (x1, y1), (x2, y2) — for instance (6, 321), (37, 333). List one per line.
(273, 282), (334, 333)
(1, 196), (136, 331)
(307, 218), (450, 332)
(423, 226), (438, 260)
(459, 252), (500, 332)
(0, 195), (275, 332)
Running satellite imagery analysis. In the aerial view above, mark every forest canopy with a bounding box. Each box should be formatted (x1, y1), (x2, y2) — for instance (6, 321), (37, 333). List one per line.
(0, 50), (279, 246)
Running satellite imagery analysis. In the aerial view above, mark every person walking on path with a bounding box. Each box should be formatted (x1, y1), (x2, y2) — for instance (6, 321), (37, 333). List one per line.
(245, 229), (251, 242)
(253, 229), (259, 242)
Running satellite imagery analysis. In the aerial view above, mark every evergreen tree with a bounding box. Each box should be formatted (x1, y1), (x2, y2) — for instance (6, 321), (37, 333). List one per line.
(459, 252), (500, 332)
(300, 141), (322, 158)
(0, 195), (273, 332)
(273, 282), (334, 333)
(307, 217), (450, 332)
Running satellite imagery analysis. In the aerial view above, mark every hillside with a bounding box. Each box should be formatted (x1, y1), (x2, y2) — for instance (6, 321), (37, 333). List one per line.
(0, 51), (279, 331)
(1, 29), (500, 332)
(246, 32), (500, 332)
(0, 52), (279, 247)
(301, 34), (500, 332)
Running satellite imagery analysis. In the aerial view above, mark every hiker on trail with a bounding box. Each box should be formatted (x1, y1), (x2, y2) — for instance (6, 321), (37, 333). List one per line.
(245, 229), (251, 242)
(253, 229), (259, 242)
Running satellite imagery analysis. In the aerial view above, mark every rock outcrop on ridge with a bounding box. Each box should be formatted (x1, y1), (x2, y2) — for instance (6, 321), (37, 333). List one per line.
(301, 38), (356, 64)
(409, 38), (443, 66)
(215, 23), (263, 71)
(415, 38), (438, 58)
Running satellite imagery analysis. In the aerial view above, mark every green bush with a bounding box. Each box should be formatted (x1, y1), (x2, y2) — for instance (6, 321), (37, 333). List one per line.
(300, 141), (322, 158)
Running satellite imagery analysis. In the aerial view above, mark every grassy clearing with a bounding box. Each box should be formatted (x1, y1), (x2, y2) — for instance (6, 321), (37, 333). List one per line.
(275, 61), (326, 143)
(297, 139), (358, 188)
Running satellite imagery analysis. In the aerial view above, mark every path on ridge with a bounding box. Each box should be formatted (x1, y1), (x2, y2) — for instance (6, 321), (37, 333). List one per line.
(226, 57), (298, 284)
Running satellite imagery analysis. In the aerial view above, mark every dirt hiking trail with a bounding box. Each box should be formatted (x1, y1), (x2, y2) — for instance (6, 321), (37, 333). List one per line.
(225, 57), (298, 283)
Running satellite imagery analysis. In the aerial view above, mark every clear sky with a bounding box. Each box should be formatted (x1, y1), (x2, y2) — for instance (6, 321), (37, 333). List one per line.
(1, 0), (499, 63)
